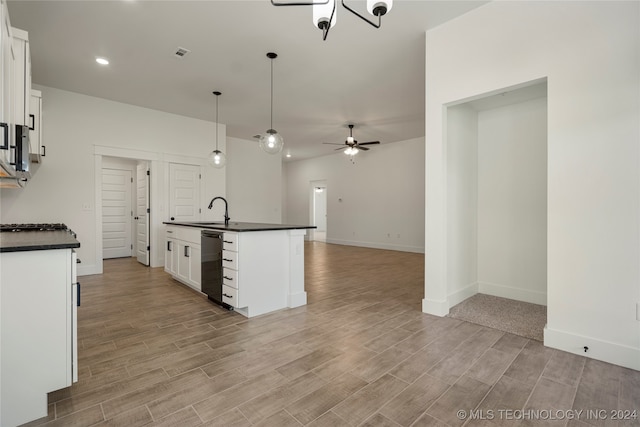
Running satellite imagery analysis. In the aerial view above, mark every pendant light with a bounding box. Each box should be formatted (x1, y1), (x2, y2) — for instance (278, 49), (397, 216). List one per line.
(259, 52), (284, 154)
(271, 0), (393, 40)
(208, 91), (226, 168)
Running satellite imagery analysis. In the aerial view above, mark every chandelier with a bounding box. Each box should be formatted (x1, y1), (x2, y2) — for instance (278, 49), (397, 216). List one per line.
(271, 0), (393, 41)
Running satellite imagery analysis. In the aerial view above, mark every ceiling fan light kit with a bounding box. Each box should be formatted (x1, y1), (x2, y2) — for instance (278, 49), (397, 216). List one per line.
(208, 91), (226, 169)
(323, 123), (380, 158)
(259, 52), (284, 154)
(271, 0), (393, 40)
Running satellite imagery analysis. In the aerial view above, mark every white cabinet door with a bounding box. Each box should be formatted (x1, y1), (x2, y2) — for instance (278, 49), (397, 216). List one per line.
(0, 2), (15, 173)
(168, 163), (201, 222)
(176, 241), (201, 291)
(189, 245), (201, 288)
(29, 89), (42, 162)
(165, 237), (177, 276)
(11, 27), (29, 127)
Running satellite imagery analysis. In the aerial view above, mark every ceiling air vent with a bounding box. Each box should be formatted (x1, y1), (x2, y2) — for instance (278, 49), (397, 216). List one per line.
(174, 47), (191, 58)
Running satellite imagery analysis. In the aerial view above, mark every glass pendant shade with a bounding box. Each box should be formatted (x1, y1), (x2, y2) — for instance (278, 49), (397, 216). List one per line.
(209, 91), (225, 168)
(208, 149), (226, 168)
(313, 0), (336, 29)
(259, 130), (284, 154)
(366, 0), (392, 16)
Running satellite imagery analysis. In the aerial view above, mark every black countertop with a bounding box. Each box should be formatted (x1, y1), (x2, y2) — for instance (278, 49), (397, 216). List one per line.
(164, 221), (316, 232)
(0, 230), (81, 253)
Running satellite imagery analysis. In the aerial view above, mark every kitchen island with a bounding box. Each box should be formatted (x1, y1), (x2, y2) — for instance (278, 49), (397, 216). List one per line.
(164, 221), (315, 318)
(0, 225), (80, 427)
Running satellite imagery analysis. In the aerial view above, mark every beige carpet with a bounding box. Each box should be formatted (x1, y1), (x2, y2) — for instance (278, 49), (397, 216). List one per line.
(447, 294), (546, 341)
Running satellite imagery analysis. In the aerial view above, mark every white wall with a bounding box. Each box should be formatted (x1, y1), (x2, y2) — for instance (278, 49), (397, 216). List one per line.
(284, 137), (425, 253)
(0, 86), (226, 274)
(446, 105), (478, 305)
(424, 1), (640, 370)
(225, 136), (282, 223)
(477, 96), (547, 304)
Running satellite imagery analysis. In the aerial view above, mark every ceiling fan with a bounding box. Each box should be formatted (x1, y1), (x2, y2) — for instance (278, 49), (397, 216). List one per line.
(323, 124), (380, 155)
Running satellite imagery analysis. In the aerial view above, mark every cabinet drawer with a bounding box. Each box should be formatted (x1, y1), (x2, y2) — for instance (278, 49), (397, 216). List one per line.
(222, 285), (238, 308)
(223, 232), (238, 252)
(222, 268), (238, 289)
(222, 250), (238, 270)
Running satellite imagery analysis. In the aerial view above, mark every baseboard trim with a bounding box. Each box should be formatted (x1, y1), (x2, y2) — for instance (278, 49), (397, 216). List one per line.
(478, 281), (547, 306)
(544, 326), (640, 371)
(448, 282), (478, 308)
(288, 291), (307, 308)
(326, 238), (424, 254)
(423, 298), (449, 317)
(78, 264), (101, 276)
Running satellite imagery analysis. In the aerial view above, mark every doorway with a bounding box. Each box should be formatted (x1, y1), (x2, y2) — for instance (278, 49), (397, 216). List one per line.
(310, 181), (327, 242)
(444, 80), (548, 338)
(101, 156), (150, 265)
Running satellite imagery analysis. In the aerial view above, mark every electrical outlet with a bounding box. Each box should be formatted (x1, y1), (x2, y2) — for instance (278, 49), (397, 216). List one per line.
(82, 203), (92, 211)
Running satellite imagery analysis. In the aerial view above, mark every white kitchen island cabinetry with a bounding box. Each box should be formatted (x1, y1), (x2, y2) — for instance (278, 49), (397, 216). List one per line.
(0, 230), (80, 427)
(165, 222), (313, 318)
(164, 225), (201, 292)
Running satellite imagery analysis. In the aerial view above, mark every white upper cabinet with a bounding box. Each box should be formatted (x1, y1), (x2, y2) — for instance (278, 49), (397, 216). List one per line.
(11, 27), (30, 127)
(0, 0), (15, 176)
(0, 0), (37, 180)
(29, 89), (42, 162)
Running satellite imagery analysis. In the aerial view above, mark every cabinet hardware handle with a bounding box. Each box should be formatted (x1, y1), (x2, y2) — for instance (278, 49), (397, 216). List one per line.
(77, 282), (81, 306)
(223, 276), (233, 280)
(41, 145), (46, 157)
(223, 240), (233, 244)
(223, 258), (232, 262)
(223, 293), (233, 299)
(170, 217), (175, 221)
(0, 123), (7, 150)
(29, 114), (35, 130)
(167, 241), (172, 251)
(184, 246), (190, 257)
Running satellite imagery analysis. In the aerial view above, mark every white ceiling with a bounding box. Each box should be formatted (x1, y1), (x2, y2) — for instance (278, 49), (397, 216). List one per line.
(7, 0), (487, 160)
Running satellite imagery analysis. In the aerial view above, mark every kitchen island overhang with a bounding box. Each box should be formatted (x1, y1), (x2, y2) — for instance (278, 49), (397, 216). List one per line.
(163, 221), (315, 318)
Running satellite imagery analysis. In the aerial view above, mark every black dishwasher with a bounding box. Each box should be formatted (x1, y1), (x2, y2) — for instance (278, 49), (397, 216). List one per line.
(201, 230), (227, 308)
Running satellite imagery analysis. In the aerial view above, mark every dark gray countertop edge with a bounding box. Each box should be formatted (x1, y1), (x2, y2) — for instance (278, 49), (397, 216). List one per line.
(164, 221), (316, 232)
(0, 230), (81, 253)
(0, 241), (80, 253)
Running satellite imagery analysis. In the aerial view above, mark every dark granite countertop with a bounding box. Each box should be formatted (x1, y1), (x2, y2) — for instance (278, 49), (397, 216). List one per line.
(0, 230), (81, 252)
(164, 221), (316, 232)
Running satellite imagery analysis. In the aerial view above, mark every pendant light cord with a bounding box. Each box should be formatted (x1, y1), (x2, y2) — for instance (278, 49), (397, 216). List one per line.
(215, 93), (219, 151)
(270, 57), (274, 130)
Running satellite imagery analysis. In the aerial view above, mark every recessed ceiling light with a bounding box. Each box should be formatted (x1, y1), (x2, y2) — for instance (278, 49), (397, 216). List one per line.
(95, 57), (109, 65)
(286, 153), (292, 158)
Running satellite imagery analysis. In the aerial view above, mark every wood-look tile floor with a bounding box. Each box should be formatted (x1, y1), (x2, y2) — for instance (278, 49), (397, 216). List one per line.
(24, 242), (639, 427)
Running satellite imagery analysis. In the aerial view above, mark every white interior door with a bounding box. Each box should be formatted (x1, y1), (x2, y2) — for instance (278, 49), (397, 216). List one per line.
(135, 163), (150, 266)
(169, 163), (201, 222)
(102, 168), (132, 259)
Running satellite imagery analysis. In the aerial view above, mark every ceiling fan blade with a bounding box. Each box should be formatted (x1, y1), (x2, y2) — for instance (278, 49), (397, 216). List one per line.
(323, 142), (346, 145)
(335, 147), (346, 151)
(358, 141), (380, 146)
(358, 146), (370, 151)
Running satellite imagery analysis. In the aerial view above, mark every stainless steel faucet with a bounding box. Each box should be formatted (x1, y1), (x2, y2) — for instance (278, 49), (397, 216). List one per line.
(208, 196), (230, 225)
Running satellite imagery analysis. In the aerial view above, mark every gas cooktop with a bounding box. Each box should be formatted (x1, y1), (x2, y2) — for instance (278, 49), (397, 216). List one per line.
(0, 223), (69, 232)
